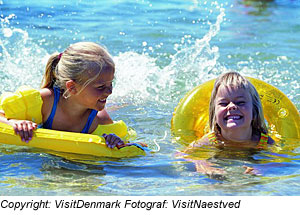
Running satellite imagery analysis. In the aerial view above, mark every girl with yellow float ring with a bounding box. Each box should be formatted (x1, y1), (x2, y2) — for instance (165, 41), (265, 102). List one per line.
(172, 72), (300, 178)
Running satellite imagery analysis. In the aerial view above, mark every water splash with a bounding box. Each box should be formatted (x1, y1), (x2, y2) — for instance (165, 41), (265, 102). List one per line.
(161, 7), (226, 91)
(111, 7), (226, 106)
(0, 14), (49, 93)
(112, 51), (161, 104)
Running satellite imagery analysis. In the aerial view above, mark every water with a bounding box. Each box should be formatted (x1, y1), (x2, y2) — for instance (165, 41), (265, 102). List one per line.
(0, 0), (299, 196)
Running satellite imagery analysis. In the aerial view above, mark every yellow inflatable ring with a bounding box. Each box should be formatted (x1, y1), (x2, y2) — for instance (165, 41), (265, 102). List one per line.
(171, 77), (300, 147)
(0, 86), (148, 158)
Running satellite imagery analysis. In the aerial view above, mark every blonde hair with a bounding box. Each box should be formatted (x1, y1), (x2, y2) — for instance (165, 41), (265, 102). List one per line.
(209, 71), (268, 136)
(41, 42), (115, 98)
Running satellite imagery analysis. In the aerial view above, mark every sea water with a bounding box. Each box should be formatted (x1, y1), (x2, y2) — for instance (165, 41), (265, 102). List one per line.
(0, 0), (299, 195)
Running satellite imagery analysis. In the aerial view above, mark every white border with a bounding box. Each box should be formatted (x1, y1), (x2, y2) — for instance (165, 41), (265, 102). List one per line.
(0, 196), (299, 215)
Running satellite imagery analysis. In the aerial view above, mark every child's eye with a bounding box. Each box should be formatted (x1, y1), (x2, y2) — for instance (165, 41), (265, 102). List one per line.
(218, 102), (228, 107)
(237, 101), (246, 105)
(97, 85), (105, 90)
(96, 82), (113, 90)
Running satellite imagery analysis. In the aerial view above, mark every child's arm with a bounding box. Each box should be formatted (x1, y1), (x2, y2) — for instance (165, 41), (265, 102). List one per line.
(183, 135), (210, 154)
(0, 111), (37, 142)
(176, 151), (227, 180)
(179, 135), (227, 180)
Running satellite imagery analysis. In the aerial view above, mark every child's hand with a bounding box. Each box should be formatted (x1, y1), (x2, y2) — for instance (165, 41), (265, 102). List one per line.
(198, 165), (227, 180)
(194, 160), (227, 180)
(102, 133), (125, 149)
(8, 119), (37, 143)
(243, 166), (261, 176)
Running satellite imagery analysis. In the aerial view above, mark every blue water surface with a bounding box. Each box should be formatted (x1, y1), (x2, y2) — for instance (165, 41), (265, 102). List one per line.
(0, 0), (299, 195)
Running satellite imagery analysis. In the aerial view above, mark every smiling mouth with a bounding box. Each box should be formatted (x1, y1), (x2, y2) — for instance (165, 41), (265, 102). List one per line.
(225, 115), (243, 120)
(98, 98), (107, 103)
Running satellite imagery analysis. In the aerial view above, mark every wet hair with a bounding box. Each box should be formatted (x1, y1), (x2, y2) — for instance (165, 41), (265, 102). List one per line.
(41, 42), (115, 98)
(209, 71), (268, 136)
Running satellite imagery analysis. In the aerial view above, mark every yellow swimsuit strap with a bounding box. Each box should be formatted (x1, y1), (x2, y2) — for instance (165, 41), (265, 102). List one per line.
(208, 132), (269, 149)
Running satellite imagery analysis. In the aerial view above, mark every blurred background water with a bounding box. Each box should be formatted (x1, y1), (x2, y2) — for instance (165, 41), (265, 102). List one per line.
(0, 0), (299, 195)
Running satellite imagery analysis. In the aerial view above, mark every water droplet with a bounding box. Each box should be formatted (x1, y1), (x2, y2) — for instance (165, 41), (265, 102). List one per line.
(2, 28), (13, 37)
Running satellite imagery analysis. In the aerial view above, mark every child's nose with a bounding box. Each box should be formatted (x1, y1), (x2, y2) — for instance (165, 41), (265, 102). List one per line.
(228, 102), (237, 110)
(105, 86), (112, 95)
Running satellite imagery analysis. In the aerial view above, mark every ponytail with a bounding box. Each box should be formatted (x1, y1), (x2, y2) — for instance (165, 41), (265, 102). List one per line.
(41, 53), (60, 89)
(40, 42), (115, 97)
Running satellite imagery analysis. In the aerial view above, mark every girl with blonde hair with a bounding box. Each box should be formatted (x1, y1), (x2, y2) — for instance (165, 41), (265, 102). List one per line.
(184, 72), (274, 177)
(1, 42), (123, 148)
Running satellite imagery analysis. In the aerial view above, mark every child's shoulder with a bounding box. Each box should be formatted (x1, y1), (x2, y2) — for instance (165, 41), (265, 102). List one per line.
(39, 88), (55, 114)
(94, 109), (113, 125)
(40, 88), (54, 100)
(40, 88), (55, 105)
(183, 134), (211, 154)
(190, 134), (211, 148)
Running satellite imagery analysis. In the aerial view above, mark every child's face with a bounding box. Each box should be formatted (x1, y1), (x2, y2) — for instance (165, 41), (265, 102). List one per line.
(214, 85), (253, 134)
(75, 69), (114, 111)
